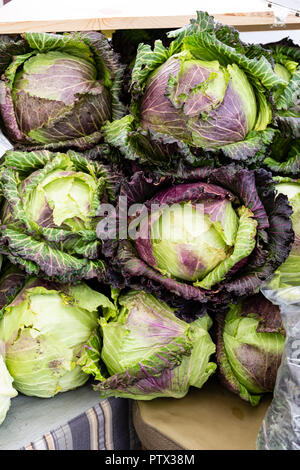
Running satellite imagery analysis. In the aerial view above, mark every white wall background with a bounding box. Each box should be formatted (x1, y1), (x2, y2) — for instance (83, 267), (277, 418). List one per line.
(241, 30), (300, 46)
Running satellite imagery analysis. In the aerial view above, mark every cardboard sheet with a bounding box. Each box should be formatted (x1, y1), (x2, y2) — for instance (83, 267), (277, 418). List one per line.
(133, 379), (272, 450)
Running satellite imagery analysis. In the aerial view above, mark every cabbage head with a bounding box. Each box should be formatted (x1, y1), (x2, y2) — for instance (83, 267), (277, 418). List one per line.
(0, 31), (125, 150)
(103, 11), (285, 168)
(216, 294), (285, 406)
(101, 165), (294, 308)
(262, 39), (300, 175)
(0, 148), (118, 282)
(82, 289), (216, 400)
(0, 277), (115, 398)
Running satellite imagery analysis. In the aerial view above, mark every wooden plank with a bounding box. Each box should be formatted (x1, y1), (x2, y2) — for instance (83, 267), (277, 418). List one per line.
(0, 0), (299, 33)
(0, 12), (299, 34)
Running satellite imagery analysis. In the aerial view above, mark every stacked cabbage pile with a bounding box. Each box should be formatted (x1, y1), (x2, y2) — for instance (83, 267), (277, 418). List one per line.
(0, 12), (299, 428)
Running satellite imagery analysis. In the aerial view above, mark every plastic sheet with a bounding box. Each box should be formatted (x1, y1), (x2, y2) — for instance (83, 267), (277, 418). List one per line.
(256, 285), (300, 450)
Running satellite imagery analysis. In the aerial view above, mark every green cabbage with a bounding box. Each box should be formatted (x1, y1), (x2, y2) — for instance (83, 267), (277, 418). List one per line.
(81, 290), (216, 400)
(0, 277), (114, 398)
(0, 148), (118, 282)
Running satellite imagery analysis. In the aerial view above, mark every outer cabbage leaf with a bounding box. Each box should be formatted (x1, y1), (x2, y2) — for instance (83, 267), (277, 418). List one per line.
(263, 132), (300, 177)
(263, 39), (300, 127)
(0, 265), (26, 314)
(267, 177), (300, 292)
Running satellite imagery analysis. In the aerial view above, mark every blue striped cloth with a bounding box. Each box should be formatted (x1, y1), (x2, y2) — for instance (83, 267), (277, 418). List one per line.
(21, 398), (141, 450)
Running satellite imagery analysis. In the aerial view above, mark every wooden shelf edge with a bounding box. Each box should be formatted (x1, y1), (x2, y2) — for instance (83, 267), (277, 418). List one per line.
(0, 12), (299, 33)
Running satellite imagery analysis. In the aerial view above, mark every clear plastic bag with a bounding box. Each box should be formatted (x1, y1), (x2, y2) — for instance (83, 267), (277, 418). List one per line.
(256, 286), (300, 450)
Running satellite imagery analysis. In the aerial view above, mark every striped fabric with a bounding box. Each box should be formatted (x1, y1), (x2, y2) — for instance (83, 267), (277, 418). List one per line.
(21, 398), (141, 451)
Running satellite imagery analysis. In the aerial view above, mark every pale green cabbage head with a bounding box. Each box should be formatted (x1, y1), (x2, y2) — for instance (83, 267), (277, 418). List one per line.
(0, 279), (112, 398)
